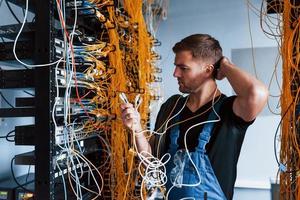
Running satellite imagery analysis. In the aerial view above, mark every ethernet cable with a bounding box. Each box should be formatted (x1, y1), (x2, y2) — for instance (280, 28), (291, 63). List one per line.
(13, 0), (63, 68)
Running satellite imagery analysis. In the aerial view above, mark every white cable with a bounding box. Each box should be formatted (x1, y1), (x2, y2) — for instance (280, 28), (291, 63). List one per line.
(52, 58), (66, 151)
(131, 96), (187, 181)
(56, 161), (68, 200)
(166, 88), (221, 199)
(52, 0), (102, 198)
(127, 95), (188, 197)
(51, 0), (112, 198)
(137, 149), (170, 187)
(13, 0), (62, 68)
(135, 95), (189, 137)
(70, 150), (103, 198)
(132, 89), (222, 199)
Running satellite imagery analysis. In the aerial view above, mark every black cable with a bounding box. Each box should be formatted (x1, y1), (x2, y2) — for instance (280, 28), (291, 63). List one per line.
(274, 103), (291, 166)
(273, 102), (299, 173)
(0, 91), (14, 108)
(5, 0), (21, 24)
(23, 90), (34, 96)
(0, 129), (15, 141)
(25, 165), (31, 183)
(22, 65), (30, 70)
(6, 130), (15, 142)
(0, 130), (15, 139)
(10, 157), (34, 193)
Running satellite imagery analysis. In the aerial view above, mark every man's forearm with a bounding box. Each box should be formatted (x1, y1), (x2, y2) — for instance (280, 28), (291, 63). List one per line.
(222, 61), (266, 98)
(219, 58), (268, 121)
(135, 133), (152, 156)
(133, 125), (152, 156)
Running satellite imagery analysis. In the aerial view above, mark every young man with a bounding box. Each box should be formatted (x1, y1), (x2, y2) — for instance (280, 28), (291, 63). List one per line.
(120, 34), (268, 200)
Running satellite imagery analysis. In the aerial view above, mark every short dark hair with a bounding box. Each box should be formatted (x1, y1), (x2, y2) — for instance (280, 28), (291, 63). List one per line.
(172, 34), (223, 64)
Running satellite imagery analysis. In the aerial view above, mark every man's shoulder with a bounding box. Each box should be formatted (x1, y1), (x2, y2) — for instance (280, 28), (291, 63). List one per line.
(166, 94), (183, 102)
(165, 94), (183, 103)
(219, 95), (255, 127)
(160, 94), (183, 109)
(219, 94), (235, 108)
(156, 94), (183, 125)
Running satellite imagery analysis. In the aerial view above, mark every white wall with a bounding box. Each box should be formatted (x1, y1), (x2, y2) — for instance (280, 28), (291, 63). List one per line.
(156, 0), (280, 199)
(157, 0), (277, 99)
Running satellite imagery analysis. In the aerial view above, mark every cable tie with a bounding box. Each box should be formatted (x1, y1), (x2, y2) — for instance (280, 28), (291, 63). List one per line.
(279, 163), (287, 172)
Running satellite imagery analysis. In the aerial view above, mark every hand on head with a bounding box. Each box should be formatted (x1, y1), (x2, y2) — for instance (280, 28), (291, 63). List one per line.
(215, 56), (231, 80)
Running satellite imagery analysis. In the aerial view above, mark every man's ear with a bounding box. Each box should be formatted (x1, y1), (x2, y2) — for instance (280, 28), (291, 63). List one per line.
(205, 64), (215, 75)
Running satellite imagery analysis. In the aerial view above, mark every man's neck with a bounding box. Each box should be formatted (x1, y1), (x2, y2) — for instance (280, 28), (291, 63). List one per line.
(187, 80), (220, 112)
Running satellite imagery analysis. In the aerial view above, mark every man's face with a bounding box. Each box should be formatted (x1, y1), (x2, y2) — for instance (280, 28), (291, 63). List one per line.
(173, 51), (210, 93)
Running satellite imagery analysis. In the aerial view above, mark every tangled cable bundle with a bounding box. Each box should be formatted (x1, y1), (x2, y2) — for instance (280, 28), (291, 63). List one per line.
(44, 0), (166, 199)
(247, 0), (300, 199)
(280, 1), (300, 199)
